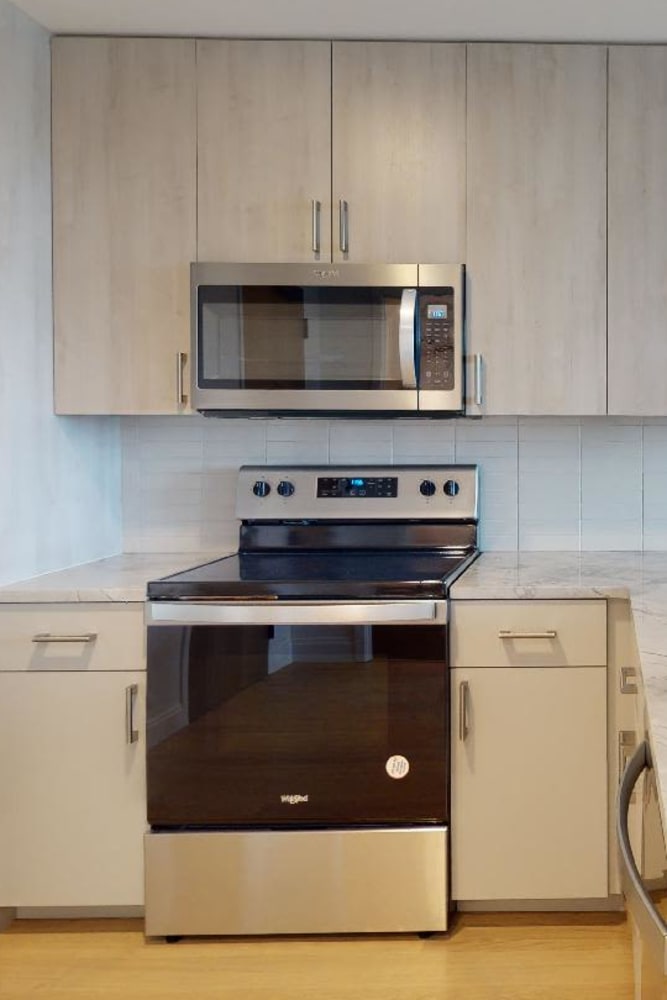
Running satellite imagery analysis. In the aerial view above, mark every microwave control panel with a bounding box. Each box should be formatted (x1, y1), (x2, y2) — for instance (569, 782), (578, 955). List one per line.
(419, 292), (455, 390)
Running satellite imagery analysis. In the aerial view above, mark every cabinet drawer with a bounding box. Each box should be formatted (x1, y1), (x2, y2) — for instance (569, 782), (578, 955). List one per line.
(450, 600), (607, 667)
(0, 604), (145, 672)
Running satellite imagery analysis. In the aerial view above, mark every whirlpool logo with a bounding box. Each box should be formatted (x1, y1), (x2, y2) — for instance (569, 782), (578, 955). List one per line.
(281, 794), (309, 805)
(312, 269), (339, 279)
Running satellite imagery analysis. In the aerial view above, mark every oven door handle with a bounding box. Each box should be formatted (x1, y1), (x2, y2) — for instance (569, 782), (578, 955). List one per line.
(145, 600), (446, 626)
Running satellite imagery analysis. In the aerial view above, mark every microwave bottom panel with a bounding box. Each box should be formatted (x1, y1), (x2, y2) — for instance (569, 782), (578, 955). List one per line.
(144, 826), (448, 936)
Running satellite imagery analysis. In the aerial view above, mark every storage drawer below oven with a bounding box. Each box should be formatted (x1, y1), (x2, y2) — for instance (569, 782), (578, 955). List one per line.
(144, 826), (448, 936)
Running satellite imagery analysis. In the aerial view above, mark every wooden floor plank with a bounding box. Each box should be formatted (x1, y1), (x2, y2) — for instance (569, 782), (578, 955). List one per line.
(0, 913), (633, 1000)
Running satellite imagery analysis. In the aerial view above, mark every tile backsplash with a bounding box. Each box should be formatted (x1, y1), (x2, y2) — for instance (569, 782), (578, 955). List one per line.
(121, 416), (667, 554)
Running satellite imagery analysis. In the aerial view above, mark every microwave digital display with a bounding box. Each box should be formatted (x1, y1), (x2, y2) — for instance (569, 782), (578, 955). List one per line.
(427, 304), (448, 320)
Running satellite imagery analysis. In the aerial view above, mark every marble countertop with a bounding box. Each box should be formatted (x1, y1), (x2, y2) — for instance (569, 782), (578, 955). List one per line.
(0, 552), (223, 603)
(451, 550), (667, 832)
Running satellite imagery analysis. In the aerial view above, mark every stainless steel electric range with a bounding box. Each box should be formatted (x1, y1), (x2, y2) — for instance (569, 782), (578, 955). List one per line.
(144, 464), (479, 938)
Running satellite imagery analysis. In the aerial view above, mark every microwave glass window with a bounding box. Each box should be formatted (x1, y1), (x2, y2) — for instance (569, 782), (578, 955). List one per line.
(198, 286), (405, 390)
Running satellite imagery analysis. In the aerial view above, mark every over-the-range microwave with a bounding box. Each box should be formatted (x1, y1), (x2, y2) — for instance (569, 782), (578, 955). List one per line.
(191, 262), (465, 416)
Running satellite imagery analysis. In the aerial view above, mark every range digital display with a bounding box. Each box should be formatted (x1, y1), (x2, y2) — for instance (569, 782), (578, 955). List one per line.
(317, 477), (398, 498)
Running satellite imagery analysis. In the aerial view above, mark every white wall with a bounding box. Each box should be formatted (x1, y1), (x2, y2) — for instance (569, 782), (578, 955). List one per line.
(0, 0), (121, 586)
(121, 415), (667, 553)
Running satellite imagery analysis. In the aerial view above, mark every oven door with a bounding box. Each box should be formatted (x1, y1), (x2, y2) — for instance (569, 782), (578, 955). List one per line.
(191, 262), (419, 412)
(146, 600), (448, 829)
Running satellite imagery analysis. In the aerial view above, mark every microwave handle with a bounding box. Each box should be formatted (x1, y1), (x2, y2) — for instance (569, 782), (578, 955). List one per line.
(399, 288), (418, 389)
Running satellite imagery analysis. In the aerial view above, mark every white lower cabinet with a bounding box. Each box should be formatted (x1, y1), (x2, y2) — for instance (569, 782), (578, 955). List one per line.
(0, 605), (146, 908)
(450, 600), (609, 903)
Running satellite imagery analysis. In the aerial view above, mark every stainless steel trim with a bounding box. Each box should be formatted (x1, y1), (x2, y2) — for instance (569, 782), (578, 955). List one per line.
(339, 199), (349, 254)
(616, 740), (667, 974)
(311, 199), (321, 255)
(192, 386), (419, 412)
(474, 354), (483, 407)
(146, 600), (447, 627)
(458, 680), (470, 742)
(498, 630), (557, 640)
(144, 827), (448, 936)
(31, 632), (97, 643)
(398, 288), (418, 388)
(192, 262), (419, 289)
(176, 352), (188, 407)
(620, 666), (639, 694)
(125, 683), (139, 745)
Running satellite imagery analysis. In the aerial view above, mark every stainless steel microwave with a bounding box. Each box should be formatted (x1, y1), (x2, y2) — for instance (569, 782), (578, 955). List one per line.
(191, 262), (465, 415)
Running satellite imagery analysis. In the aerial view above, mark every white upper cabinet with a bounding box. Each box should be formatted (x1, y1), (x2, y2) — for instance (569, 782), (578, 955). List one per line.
(197, 40), (332, 263)
(52, 37), (197, 414)
(332, 42), (466, 263)
(608, 46), (667, 416)
(466, 44), (607, 415)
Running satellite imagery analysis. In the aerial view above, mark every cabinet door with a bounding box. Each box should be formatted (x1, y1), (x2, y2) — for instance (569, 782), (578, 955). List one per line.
(52, 37), (196, 414)
(608, 47), (667, 415)
(451, 666), (608, 901)
(0, 671), (146, 907)
(466, 44), (607, 415)
(197, 40), (331, 263)
(332, 42), (466, 263)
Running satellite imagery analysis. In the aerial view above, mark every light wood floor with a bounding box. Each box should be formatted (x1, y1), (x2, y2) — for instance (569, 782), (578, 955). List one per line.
(0, 912), (633, 1000)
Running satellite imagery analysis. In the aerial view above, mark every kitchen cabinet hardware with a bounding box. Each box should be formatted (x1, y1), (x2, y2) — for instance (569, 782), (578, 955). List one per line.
(32, 632), (97, 643)
(473, 354), (484, 407)
(620, 665), (638, 694)
(458, 680), (470, 742)
(339, 199), (349, 254)
(176, 352), (188, 407)
(498, 629), (557, 640)
(311, 199), (321, 254)
(125, 683), (139, 745)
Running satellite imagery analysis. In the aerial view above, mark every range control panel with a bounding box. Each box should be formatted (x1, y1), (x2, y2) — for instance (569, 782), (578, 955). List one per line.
(237, 465), (478, 521)
(317, 477), (398, 499)
(419, 292), (455, 391)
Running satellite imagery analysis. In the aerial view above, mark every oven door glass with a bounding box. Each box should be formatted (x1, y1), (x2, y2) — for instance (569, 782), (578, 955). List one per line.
(147, 623), (447, 828)
(197, 285), (409, 390)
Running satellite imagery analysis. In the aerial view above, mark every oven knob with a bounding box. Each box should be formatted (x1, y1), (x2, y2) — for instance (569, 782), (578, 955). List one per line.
(444, 479), (460, 497)
(277, 480), (295, 497)
(253, 481), (271, 498)
(419, 479), (436, 497)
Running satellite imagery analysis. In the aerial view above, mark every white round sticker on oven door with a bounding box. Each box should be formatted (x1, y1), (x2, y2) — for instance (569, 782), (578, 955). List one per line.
(385, 755), (410, 779)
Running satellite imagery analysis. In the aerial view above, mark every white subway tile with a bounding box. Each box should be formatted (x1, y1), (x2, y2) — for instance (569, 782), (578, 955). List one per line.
(266, 419), (330, 464)
(329, 421), (394, 464)
(392, 421), (456, 463)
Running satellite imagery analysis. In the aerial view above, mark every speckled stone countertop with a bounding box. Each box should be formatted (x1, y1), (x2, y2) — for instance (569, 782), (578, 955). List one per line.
(451, 550), (667, 826)
(0, 552), (223, 603)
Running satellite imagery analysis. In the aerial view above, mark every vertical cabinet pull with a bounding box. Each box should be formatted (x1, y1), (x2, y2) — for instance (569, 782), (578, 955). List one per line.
(311, 199), (321, 255)
(125, 684), (139, 745)
(458, 680), (470, 742)
(339, 199), (349, 254)
(176, 352), (188, 408)
(473, 354), (484, 407)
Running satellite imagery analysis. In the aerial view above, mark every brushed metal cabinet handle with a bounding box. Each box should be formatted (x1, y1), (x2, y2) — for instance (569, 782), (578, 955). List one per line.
(311, 199), (321, 254)
(339, 199), (349, 254)
(176, 352), (188, 407)
(498, 630), (557, 640)
(32, 632), (97, 643)
(620, 666), (638, 695)
(125, 684), (139, 745)
(474, 353), (483, 406)
(458, 680), (470, 742)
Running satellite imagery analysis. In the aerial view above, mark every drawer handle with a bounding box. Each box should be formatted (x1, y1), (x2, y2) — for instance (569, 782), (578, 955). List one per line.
(32, 632), (98, 643)
(498, 630), (557, 640)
